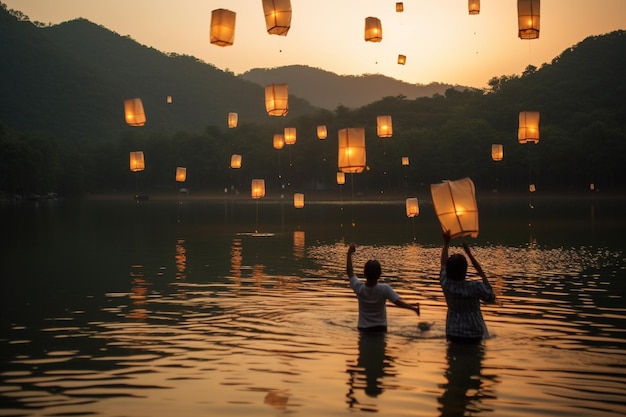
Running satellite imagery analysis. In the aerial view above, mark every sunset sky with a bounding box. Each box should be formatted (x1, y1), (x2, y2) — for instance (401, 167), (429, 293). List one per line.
(5, 0), (626, 88)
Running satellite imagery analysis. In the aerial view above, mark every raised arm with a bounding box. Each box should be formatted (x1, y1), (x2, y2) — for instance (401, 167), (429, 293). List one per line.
(462, 241), (495, 301)
(346, 243), (356, 278)
(441, 231), (451, 270)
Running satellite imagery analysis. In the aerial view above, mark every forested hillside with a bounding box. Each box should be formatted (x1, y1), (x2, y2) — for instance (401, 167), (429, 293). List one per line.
(0, 3), (624, 198)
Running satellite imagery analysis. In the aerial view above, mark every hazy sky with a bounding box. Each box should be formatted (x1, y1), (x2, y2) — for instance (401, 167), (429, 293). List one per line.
(5, 0), (625, 88)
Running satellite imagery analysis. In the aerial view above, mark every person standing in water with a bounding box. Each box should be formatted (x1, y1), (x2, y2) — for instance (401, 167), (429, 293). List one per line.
(346, 243), (420, 332)
(440, 232), (496, 344)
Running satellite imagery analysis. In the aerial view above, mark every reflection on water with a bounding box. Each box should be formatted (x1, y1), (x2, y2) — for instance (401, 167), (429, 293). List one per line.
(1, 197), (626, 416)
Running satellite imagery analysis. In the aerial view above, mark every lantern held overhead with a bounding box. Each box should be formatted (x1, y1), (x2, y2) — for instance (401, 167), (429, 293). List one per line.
(406, 198), (419, 218)
(364, 17), (382, 42)
(251, 179), (266, 199)
(491, 144), (504, 161)
(210, 9), (236, 46)
(175, 167), (187, 182)
(517, 0), (540, 40)
(377, 115), (393, 138)
(265, 83), (289, 116)
(338, 128), (366, 174)
(317, 125), (327, 140)
(518, 111), (540, 144)
(284, 127), (297, 145)
(228, 112), (238, 128)
(430, 177), (479, 238)
(468, 0), (480, 15)
(294, 193), (304, 209)
(231, 154), (242, 169)
(124, 98), (146, 126)
(262, 0), (292, 36)
(129, 151), (145, 172)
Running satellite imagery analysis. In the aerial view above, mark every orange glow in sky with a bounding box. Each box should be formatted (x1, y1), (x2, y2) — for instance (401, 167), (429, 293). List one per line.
(5, 0), (626, 88)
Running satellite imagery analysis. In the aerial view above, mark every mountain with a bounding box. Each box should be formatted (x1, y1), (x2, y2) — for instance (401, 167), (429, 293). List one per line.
(240, 65), (458, 110)
(0, 7), (316, 141)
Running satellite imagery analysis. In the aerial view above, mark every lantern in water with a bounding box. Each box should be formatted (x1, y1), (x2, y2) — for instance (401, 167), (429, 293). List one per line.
(284, 127), (297, 145)
(364, 17), (382, 42)
(262, 0), (292, 36)
(175, 167), (187, 182)
(129, 151), (145, 172)
(377, 115), (393, 138)
(124, 98), (146, 126)
(406, 198), (419, 218)
(402, 156), (409, 166)
(231, 154), (242, 169)
(529, 183), (536, 193)
(517, 0), (540, 40)
(396, 3), (404, 12)
(251, 179), (265, 199)
(336, 172), (345, 185)
(468, 0), (480, 15)
(338, 128), (366, 173)
(294, 193), (304, 208)
(273, 133), (285, 150)
(166, 95), (173, 104)
(397, 54), (406, 65)
(228, 112), (238, 128)
(210, 9), (236, 46)
(265, 83), (289, 116)
(518, 111), (540, 144)
(491, 144), (504, 161)
(317, 125), (327, 140)
(430, 177), (479, 238)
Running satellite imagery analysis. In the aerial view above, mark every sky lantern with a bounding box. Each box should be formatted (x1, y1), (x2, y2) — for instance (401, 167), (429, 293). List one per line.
(338, 128), (366, 173)
(284, 127), (297, 145)
(273, 133), (285, 149)
(265, 83), (289, 116)
(231, 154), (242, 169)
(294, 193), (304, 208)
(251, 179), (265, 199)
(517, 0), (540, 40)
(529, 183), (536, 192)
(228, 112), (238, 128)
(430, 177), (479, 238)
(124, 98), (146, 126)
(401, 156), (409, 166)
(364, 17), (382, 42)
(397, 54), (406, 65)
(166, 95), (172, 104)
(317, 125), (327, 140)
(175, 167), (187, 182)
(377, 115), (393, 138)
(129, 151), (145, 172)
(336, 172), (345, 185)
(491, 144), (504, 161)
(396, 3), (404, 13)
(518, 111), (540, 144)
(210, 9), (236, 46)
(406, 198), (419, 218)
(262, 0), (292, 36)
(468, 0), (480, 15)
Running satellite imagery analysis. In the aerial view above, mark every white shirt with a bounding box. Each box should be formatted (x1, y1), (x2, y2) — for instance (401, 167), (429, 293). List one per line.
(350, 275), (400, 329)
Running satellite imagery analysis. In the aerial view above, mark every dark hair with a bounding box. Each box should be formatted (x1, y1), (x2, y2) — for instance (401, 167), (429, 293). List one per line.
(446, 254), (468, 281)
(364, 260), (381, 281)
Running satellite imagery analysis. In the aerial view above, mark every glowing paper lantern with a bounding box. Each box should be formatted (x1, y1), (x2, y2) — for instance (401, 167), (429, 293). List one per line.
(469, 0), (480, 15)
(396, 3), (404, 12)
(124, 98), (146, 126)
(262, 0), (292, 36)
(265, 83), (289, 116)
(402, 156), (409, 166)
(397, 54), (406, 65)
(210, 9), (236, 46)
(590, 183), (595, 191)
(317, 125), (327, 140)
(251, 179), (265, 199)
(406, 198), (419, 218)
(338, 128), (366, 174)
(284, 127), (297, 145)
(175, 167), (187, 182)
(491, 144), (504, 161)
(273, 134), (285, 150)
(336, 172), (345, 185)
(377, 115), (393, 138)
(518, 111), (540, 144)
(230, 154), (242, 169)
(529, 183), (536, 192)
(365, 17), (382, 42)
(129, 151), (145, 172)
(228, 112), (238, 128)
(294, 193), (304, 208)
(517, 0), (540, 40)
(430, 177), (479, 238)
(166, 95), (173, 104)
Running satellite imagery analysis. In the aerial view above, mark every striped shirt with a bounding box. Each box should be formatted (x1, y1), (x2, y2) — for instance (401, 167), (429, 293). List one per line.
(350, 275), (400, 329)
(440, 269), (495, 339)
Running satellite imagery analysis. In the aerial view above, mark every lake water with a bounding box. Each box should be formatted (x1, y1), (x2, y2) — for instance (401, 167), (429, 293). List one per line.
(1, 194), (625, 416)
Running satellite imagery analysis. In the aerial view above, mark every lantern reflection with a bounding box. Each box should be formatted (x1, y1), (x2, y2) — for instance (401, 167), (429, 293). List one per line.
(230, 238), (242, 284)
(293, 230), (305, 260)
(175, 238), (187, 280)
(430, 178), (479, 238)
(128, 264), (148, 320)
